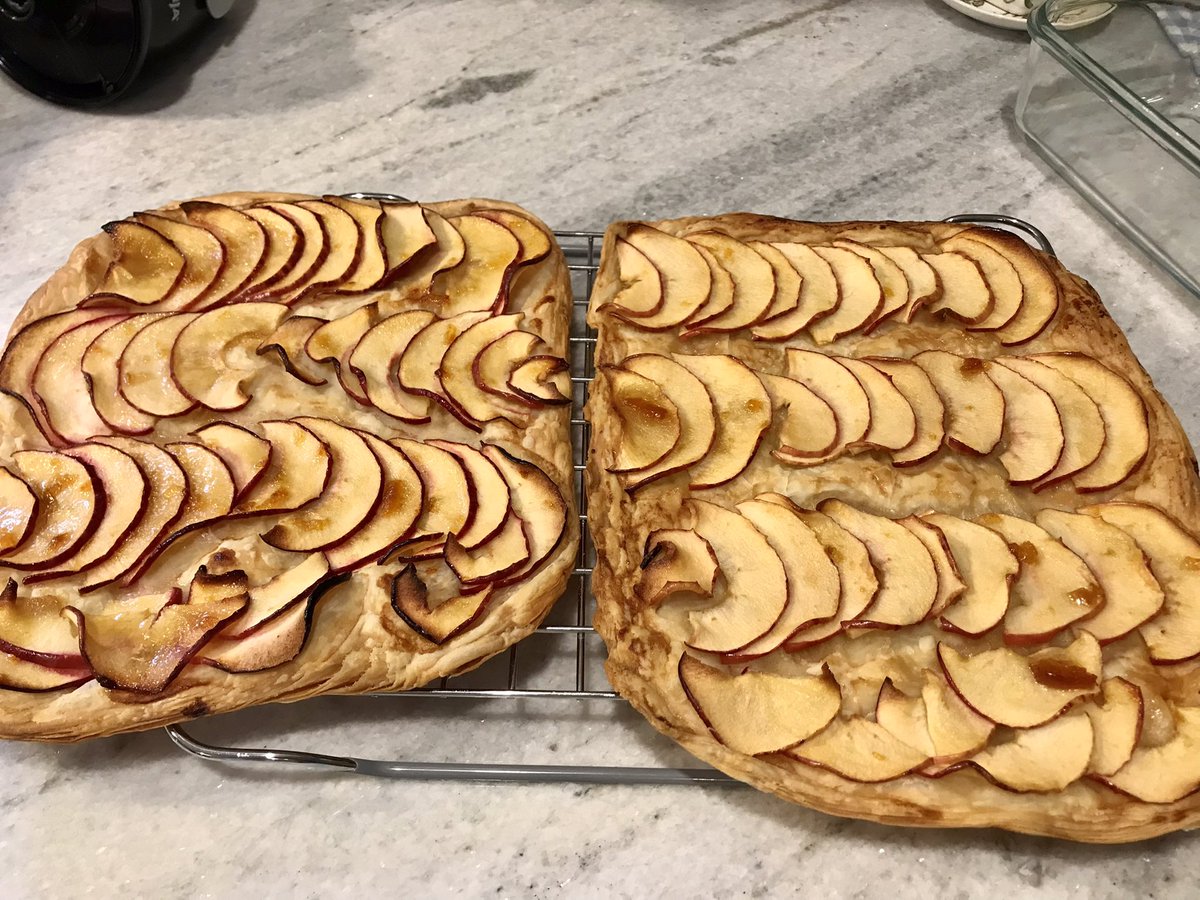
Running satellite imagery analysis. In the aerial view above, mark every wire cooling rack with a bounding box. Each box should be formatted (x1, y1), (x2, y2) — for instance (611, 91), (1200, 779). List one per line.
(164, 208), (1056, 784)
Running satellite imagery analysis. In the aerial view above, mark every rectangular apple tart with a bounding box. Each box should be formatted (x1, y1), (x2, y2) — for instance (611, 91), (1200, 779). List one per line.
(586, 214), (1200, 842)
(0, 192), (577, 740)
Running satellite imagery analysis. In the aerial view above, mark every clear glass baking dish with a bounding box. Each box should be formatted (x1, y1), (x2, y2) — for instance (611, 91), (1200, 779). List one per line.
(1018, 0), (1200, 299)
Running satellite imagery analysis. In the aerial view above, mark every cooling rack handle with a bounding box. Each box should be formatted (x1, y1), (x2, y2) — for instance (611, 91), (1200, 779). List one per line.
(943, 213), (1056, 256)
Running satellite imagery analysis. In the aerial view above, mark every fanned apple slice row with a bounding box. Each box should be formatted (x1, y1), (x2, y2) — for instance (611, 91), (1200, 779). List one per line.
(323, 196), (387, 292)
(961, 713), (1093, 793)
(601, 366), (681, 474)
(347, 309), (435, 422)
(1036, 509), (1164, 643)
(398, 311), (490, 420)
(171, 302), (290, 411)
(476, 209), (552, 269)
(602, 238), (664, 318)
(785, 349), (870, 450)
(257, 315), (328, 386)
(619, 355), (716, 490)
(306, 304), (379, 404)
(899, 516), (964, 619)
(976, 513), (1103, 645)
(219, 551), (331, 639)
(836, 357), (916, 453)
(943, 235), (1023, 332)
(133, 212), (228, 309)
(508, 356), (571, 405)
(674, 355), (770, 489)
(87, 220), (185, 305)
(807, 246), (882, 344)
(118, 313), (200, 417)
(390, 562), (493, 645)
(787, 717), (930, 783)
(938, 631), (1102, 727)
(876, 246), (940, 322)
(33, 314), (126, 444)
(1085, 678), (1143, 776)
(820, 499), (936, 628)
(250, 202), (328, 300)
(280, 199), (361, 302)
(1088, 503), (1200, 664)
(378, 201), (437, 280)
(745, 241), (801, 323)
(912, 351), (1005, 455)
(390, 438), (472, 558)
(679, 655), (841, 756)
(241, 205), (304, 295)
(233, 421), (329, 515)
(263, 418), (383, 552)
(0, 451), (98, 570)
(984, 361), (1064, 484)
(832, 239), (909, 330)
(0, 581), (86, 665)
(475, 330), (542, 403)
(637, 529), (719, 607)
(753, 243), (839, 340)
(612, 225), (711, 329)
(682, 499), (787, 653)
(920, 252), (993, 324)
(923, 513), (1016, 637)
(1032, 353), (1149, 491)
(192, 421), (272, 503)
(864, 358), (945, 465)
(440, 314), (528, 428)
(1100, 706), (1200, 802)
(0, 467), (36, 554)
(179, 202), (267, 304)
(431, 215), (521, 315)
(81, 314), (166, 434)
(683, 232), (776, 333)
(759, 374), (838, 462)
(962, 228), (1060, 345)
(482, 446), (567, 587)
(429, 441), (508, 550)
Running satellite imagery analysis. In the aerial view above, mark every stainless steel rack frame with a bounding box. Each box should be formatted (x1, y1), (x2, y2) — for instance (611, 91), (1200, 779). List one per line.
(166, 208), (1055, 784)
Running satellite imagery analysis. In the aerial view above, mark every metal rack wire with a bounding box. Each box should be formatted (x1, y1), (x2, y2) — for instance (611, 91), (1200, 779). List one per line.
(165, 211), (1056, 783)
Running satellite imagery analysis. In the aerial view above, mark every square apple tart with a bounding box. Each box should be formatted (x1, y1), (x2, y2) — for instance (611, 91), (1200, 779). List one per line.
(586, 213), (1200, 842)
(0, 192), (577, 741)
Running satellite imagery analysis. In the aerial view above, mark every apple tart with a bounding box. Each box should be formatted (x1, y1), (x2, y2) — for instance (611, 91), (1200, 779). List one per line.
(0, 192), (577, 740)
(586, 213), (1200, 842)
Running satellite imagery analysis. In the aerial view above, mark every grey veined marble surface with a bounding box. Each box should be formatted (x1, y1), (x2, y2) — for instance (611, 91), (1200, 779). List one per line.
(2, 1), (1199, 897)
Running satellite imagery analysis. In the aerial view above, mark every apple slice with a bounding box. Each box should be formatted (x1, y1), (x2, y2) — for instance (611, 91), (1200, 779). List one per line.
(785, 349), (871, 449)
(445, 511), (530, 584)
(508, 356), (570, 405)
(263, 418), (383, 552)
(619, 355), (716, 490)
(923, 674), (994, 761)
(964, 713), (1092, 793)
(0, 451), (98, 570)
(679, 654), (840, 755)
(218, 552), (331, 639)
(179, 201), (267, 303)
(787, 717), (929, 782)
(133, 212), (226, 309)
(832, 239), (909, 329)
(251, 202), (328, 299)
(389, 562), (493, 645)
(752, 243), (839, 340)
(1032, 353), (1149, 491)
(393, 209), (465, 292)
(876, 246), (940, 321)
(431, 215), (521, 314)
(1036, 509), (1164, 643)
(875, 680), (935, 757)
(943, 235), (1022, 332)
(279, 199), (361, 301)
(306, 304), (379, 404)
(864, 358), (945, 465)
(836, 357), (917, 453)
(0, 650), (92, 692)
(745, 241), (801, 323)
(234, 420), (329, 515)
(428, 441), (507, 550)
(984, 361), (1065, 484)
(118, 313), (200, 417)
(323, 195), (387, 292)
(257, 315), (328, 386)
(201, 597), (309, 674)
(920, 252), (993, 323)
(807, 246), (882, 344)
(602, 237), (663, 318)
(1088, 503), (1200, 664)
(32, 314), (125, 444)
(821, 499), (937, 628)
(612, 225), (711, 329)
(397, 310), (490, 419)
(241, 205), (303, 294)
(0, 467), (36, 554)
(171, 302), (289, 410)
(682, 499), (787, 653)
(960, 228), (1060, 345)
(81, 314), (165, 434)
(474, 330), (543, 403)
(938, 632), (1101, 727)
(674, 355), (770, 489)
(759, 374), (838, 461)
(602, 366), (681, 474)
(637, 529), (719, 607)
(899, 516), (964, 619)
(912, 350), (1004, 455)
(476, 209), (552, 269)
(390, 438), (471, 557)
(1084, 678), (1143, 776)
(379, 201), (437, 279)
(723, 499), (840, 660)
(440, 314), (527, 427)
(87, 220), (184, 305)
(347, 310), (436, 422)
(0, 580), (85, 666)
(192, 421), (272, 502)
(923, 513), (1017, 637)
(1100, 706), (1200, 803)
(683, 232), (776, 332)
(481, 446), (567, 586)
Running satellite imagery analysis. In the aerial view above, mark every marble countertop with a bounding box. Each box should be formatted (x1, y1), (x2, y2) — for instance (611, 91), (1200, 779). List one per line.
(2, 0), (1199, 896)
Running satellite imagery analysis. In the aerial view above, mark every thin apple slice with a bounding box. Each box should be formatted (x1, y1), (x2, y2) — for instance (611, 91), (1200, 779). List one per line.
(0, 650), (92, 692)
(724, 499), (839, 660)
(81, 314), (165, 434)
(171, 302), (289, 410)
(201, 597), (310, 674)
(962, 228), (1060, 345)
(1088, 503), (1200, 664)
(938, 632), (1101, 727)
(681, 499), (787, 653)
(875, 680), (935, 757)
(786, 349), (870, 449)
(921, 252), (993, 323)
(394, 209), (465, 291)
(807, 246), (882, 344)
(323, 195), (387, 292)
(923, 513), (1017, 637)
(0, 451), (98, 570)
(832, 239), (909, 329)
(390, 562), (493, 644)
(397, 310), (490, 419)
(788, 717), (929, 782)
(865, 358), (945, 465)
(192, 421), (272, 503)
(683, 232), (776, 332)
(279, 199), (361, 301)
(390, 438), (472, 556)
(428, 441), (507, 550)
(1100, 706), (1200, 802)
(745, 241), (801, 323)
(251, 202), (328, 299)
(347, 310), (436, 422)
(637, 529), (719, 607)
(431, 215), (521, 314)
(602, 366), (681, 474)
(219, 552), (331, 639)
(620, 355), (716, 490)
(912, 350), (1004, 455)
(0, 467), (36, 554)
(924, 674), (995, 761)
(674, 355), (769, 489)
(876, 246), (940, 321)
(305, 304), (378, 404)
(943, 235), (1023, 331)
(0, 580), (85, 665)
(984, 361), (1065, 484)
(821, 499), (937, 628)
(965, 713), (1093, 793)
(612, 225), (711, 329)
(477, 209), (552, 268)
(242, 205), (303, 294)
(899, 516), (964, 619)
(508, 356), (570, 405)
(257, 315), (328, 386)
(481, 446), (567, 586)
(1032, 353), (1149, 491)
(133, 212), (226, 309)
(752, 243), (839, 340)
(603, 238), (663, 318)
(234, 421), (329, 515)
(0, 309), (112, 413)
(759, 374), (838, 461)
(379, 201), (437, 279)
(32, 314), (125, 444)
(118, 313), (200, 417)
(263, 418), (383, 552)
(445, 511), (530, 584)
(180, 201), (267, 303)
(1036, 509), (1164, 643)
(680, 654), (840, 755)
(475, 330), (543, 403)
(440, 314), (527, 427)
(1085, 678), (1143, 776)
(836, 357), (917, 453)
(88, 220), (184, 305)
